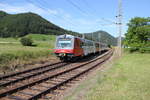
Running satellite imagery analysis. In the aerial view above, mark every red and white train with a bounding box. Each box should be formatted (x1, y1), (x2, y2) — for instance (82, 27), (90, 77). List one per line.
(54, 34), (108, 61)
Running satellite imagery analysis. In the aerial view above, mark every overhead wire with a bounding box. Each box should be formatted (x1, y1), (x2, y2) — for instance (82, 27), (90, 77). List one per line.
(82, 0), (120, 26)
(37, 0), (78, 27)
(25, 0), (117, 36)
(25, 0), (78, 29)
(66, 0), (117, 26)
(81, 0), (98, 16)
(65, 0), (93, 17)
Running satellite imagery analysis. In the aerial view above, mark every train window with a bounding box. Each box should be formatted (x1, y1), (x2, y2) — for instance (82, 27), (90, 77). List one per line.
(57, 38), (72, 48)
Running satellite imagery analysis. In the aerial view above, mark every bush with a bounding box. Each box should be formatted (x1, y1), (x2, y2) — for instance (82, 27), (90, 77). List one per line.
(129, 47), (138, 53)
(139, 47), (150, 53)
(20, 37), (33, 46)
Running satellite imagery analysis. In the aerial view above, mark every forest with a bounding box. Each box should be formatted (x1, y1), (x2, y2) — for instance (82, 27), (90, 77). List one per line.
(0, 11), (117, 46)
(0, 11), (80, 37)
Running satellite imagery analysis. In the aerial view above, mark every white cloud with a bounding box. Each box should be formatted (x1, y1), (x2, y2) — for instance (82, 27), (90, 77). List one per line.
(0, 3), (58, 15)
(0, 2), (124, 36)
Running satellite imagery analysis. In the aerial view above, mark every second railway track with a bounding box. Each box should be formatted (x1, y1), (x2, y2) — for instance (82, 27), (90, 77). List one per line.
(0, 62), (69, 87)
(0, 49), (113, 100)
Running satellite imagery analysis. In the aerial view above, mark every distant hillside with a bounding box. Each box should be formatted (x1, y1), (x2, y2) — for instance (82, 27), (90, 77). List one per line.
(84, 30), (117, 46)
(0, 11), (80, 37)
(0, 11), (116, 45)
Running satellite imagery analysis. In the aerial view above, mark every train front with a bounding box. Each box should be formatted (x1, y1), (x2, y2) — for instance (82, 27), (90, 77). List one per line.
(54, 34), (74, 61)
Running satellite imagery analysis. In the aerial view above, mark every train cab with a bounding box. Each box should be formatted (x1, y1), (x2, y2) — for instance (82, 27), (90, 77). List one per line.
(54, 34), (83, 61)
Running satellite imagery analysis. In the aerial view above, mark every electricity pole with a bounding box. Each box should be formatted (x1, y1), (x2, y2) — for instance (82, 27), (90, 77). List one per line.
(98, 0), (123, 56)
(116, 0), (122, 56)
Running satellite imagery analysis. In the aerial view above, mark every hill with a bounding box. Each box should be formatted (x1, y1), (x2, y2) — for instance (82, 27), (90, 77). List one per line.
(0, 11), (80, 37)
(0, 11), (117, 45)
(84, 30), (117, 46)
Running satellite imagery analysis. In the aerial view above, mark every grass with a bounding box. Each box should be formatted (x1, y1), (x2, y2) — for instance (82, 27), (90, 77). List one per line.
(26, 34), (55, 41)
(0, 34), (56, 71)
(0, 37), (18, 42)
(64, 52), (150, 100)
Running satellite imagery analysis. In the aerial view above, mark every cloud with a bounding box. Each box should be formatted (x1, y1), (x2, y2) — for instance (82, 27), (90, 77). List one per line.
(0, 2), (123, 36)
(0, 3), (58, 15)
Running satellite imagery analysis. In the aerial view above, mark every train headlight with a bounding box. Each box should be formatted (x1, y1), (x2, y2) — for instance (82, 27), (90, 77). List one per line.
(59, 53), (66, 56)
(59, 53), (62, 56)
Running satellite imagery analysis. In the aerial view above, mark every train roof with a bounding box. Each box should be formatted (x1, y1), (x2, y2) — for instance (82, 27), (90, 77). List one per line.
(56, 34), (107, 45)
(57, 34), (86, 41)
(57, 34), (92, 41)
(57, 34), (75, 38)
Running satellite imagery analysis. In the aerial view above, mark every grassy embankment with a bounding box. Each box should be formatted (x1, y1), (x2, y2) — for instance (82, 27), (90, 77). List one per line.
(0, 34), (56, 71)
(64, 52), (150, 100)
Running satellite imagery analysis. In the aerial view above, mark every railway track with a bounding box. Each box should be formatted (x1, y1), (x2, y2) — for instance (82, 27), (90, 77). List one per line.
(0, 62), (68, 88)
(0, 50), (113, 100)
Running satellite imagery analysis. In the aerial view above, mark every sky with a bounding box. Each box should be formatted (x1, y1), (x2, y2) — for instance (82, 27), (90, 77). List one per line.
(0, 0), (150, 37)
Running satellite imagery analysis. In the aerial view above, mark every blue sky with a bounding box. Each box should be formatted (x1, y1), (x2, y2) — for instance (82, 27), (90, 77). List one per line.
(0, 0), (150, 37)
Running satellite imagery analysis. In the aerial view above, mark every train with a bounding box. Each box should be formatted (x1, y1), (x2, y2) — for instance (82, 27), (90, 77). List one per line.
(54, 34), (109, 61)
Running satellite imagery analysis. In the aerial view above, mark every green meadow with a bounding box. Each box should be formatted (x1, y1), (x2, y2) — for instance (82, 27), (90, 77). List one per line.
(0, 34), (56, 70)
(64, 52), (150, 100)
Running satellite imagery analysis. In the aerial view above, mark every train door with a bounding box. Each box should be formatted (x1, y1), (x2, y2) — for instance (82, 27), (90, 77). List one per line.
(82, 40), (88, 56)
(93, 42), (96, 53)
(74, 38), (83, 56)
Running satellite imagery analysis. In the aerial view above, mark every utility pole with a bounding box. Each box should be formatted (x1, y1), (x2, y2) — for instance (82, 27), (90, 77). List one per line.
(116, 0), (122, 56)
(98, 0), (123, 56)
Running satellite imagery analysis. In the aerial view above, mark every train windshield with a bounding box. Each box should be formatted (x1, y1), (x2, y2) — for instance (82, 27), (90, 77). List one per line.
(57, 38), (72, 48)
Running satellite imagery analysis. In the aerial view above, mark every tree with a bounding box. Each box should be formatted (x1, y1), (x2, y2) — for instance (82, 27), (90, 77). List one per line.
(20, 37), (33, 46)
(0, 11), (80, 37)
(124, 17), (150, 52)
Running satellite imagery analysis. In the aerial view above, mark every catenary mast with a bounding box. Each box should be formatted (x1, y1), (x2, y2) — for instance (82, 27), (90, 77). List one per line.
(116, 0), (123, 56)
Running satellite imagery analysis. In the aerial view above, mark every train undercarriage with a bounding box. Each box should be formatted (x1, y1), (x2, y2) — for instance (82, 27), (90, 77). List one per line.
(55, 53), (78, 62)
(55, 50), (108, 62)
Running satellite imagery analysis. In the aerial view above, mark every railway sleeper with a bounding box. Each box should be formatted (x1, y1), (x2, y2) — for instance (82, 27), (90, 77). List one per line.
(0, 50), (113, 99)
